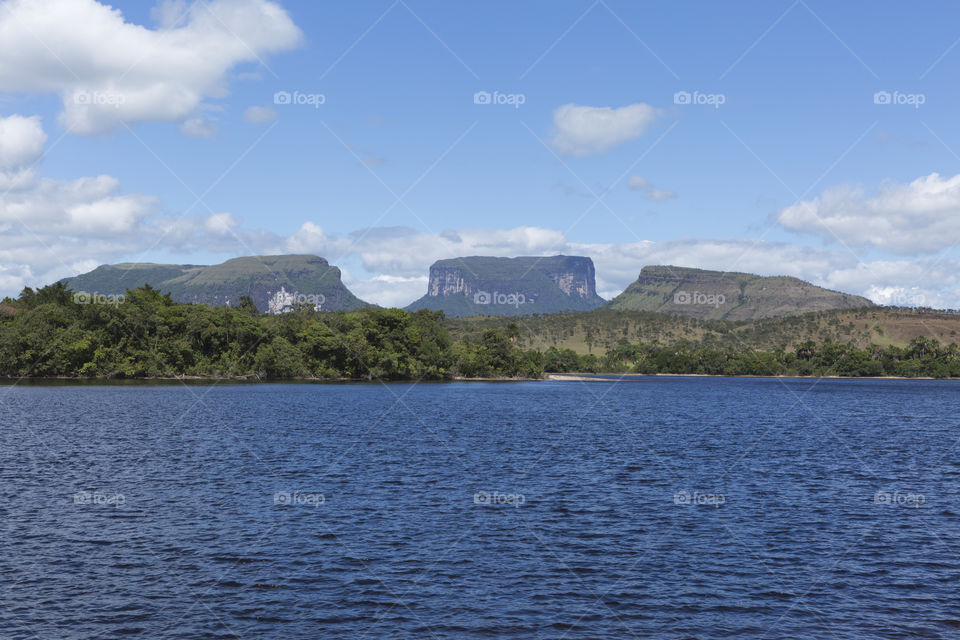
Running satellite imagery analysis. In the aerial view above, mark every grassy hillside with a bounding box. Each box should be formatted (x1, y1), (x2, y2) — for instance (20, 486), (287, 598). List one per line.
(605, 265), (873, 320)
(446, 307), (960, 354)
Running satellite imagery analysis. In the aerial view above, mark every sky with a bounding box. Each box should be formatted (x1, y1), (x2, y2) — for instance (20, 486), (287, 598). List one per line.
(2, 0), (960, 308)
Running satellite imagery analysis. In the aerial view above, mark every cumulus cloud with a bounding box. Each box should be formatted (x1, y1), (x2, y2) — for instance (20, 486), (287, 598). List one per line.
(0, 0), (302, 134)
(777, 172), (960, 255)
(344, 274), (429, 309)
(0, 114), (286, 295)
(5, 113), (959, 309)
(0, 114), (46, 170)
(279, 221), (960, 308)
(243, 105), (276, 123)
(550, 103), (661, 156)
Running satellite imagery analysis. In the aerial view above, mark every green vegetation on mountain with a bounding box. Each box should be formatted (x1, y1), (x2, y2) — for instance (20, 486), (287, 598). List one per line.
(60, 255), (370, 313)
(0, 283), (540, 379)
(406, 255), (605, 317)
(3, 283), (959, 380)
(605, 265), (873, 320)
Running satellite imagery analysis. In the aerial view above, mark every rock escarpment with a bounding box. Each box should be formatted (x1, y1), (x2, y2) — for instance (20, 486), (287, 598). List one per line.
(406, 255), (606, 318)
(60, 255), (370, 313)
(604, 265), (874, 320)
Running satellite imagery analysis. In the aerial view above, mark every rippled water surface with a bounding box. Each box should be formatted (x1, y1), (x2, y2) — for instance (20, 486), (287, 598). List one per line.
(2, 378), (959, 639)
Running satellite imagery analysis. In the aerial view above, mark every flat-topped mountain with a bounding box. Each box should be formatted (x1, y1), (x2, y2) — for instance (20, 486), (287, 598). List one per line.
(604, 265), (873, 320)
(60, 255), (370, 313)
(405, 255), (606, 317)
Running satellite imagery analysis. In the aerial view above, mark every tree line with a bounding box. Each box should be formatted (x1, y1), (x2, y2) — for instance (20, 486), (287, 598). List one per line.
(0, 284), (542, 379)
(542, 337), (960, 378)
(2, 284), (958, 380)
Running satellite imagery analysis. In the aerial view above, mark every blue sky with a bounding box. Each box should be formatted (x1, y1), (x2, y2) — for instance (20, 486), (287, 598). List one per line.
(2, 0), (960, 306)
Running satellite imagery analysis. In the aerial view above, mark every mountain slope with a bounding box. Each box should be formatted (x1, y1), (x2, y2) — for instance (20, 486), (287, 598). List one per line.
(60, 255), (370, 313)
(605, 265), (873, 320)
(405, 255), (606, 318)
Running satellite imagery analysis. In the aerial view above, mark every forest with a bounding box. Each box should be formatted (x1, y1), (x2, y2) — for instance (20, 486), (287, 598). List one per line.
(1, 283), (958, 380)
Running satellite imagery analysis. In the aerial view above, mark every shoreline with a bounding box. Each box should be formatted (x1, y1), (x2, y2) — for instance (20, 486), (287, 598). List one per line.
(0, 373), (950, 384)
(546, 373), (948, 381)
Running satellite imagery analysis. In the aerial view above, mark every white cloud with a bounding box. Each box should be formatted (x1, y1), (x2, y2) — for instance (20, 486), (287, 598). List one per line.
(284, 223), (568, 279)
(283, 226), (960, 308)
(550, 103), (661, 156)
(204, 212), (240, 234)
(777, 172), (960, 255)
(243, 105), (276, 123)
(0, 114), (284, 295)
(179, 117), (218, 139)
(344, 274), (428, 308)
(150, 0), (191, 28)
(0, 114), (46, 170)
(626, 174), (675, 201)
(0, 0), (302, 134)
(4, 116), (959, 309)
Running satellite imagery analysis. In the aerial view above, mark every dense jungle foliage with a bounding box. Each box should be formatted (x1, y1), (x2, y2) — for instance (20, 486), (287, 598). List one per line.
(1, 284), (958, 379)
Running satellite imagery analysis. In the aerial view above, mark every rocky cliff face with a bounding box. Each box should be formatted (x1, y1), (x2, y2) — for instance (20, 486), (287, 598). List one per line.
(605, 265), (874, 320)
(60, 255), (370, 314)
(406, 255), (606, 317)
(428, 266), (470, 297)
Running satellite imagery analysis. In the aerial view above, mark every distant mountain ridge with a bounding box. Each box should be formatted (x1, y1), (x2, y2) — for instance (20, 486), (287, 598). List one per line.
(57, 256), (876, 321)
(405, 255), (606, 318)
(604, 265), (873, 320)
(60, 255), (370, 313)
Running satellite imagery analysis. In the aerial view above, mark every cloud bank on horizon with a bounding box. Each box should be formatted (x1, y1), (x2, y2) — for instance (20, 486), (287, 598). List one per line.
(0, 0), (958, 311)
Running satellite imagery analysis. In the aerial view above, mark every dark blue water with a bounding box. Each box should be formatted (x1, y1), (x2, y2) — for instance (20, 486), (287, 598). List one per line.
(2, 378), (959, 639)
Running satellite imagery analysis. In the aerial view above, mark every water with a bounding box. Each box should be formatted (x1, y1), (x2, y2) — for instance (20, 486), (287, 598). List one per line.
(2, 378), (959, 639)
